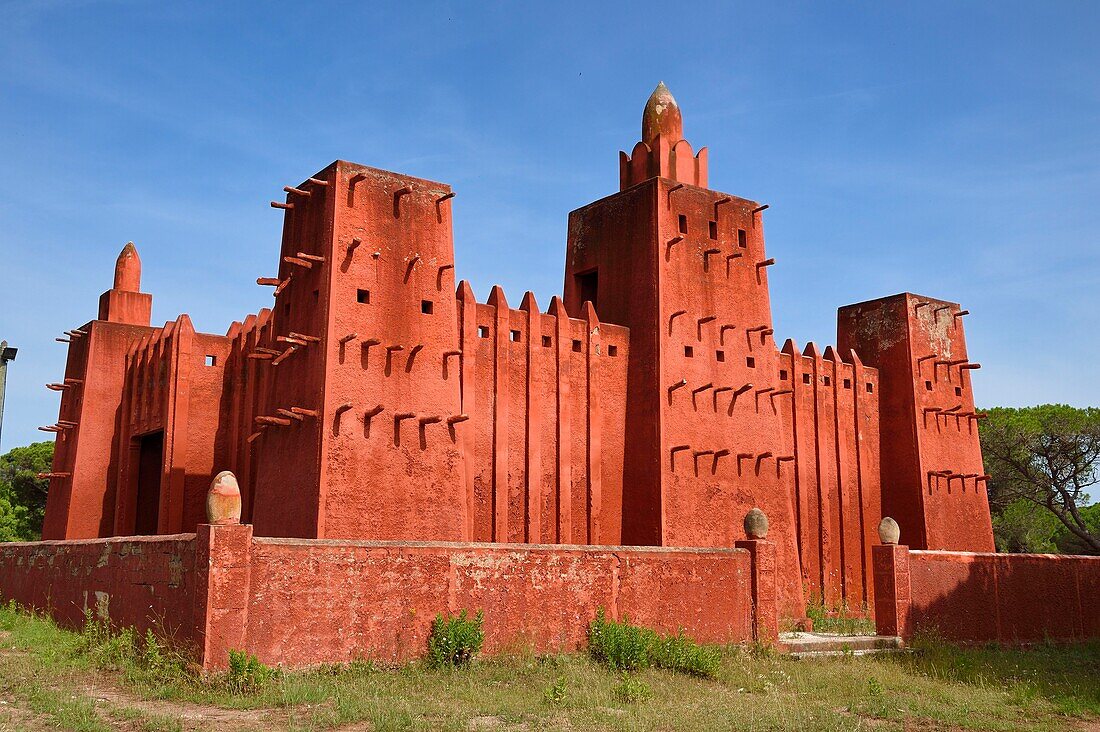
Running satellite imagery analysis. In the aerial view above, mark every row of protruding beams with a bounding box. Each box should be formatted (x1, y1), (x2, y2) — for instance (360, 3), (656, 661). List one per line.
(668, 379), (793, 413)
(669, 444), (794, 475)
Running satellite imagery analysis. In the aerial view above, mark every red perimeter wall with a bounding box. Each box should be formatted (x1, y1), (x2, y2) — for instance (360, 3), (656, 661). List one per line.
(0, 535), (199, 643)
(0, 526), (762, 669)
(874, 545), (1100, 643)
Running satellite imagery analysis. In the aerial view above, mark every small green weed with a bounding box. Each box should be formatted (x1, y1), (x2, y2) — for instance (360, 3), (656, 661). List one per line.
(426, 609), (484, 669)
(612, 672), (652, 703)
(225, 649), (276, 693)
(543, 675), (567, 704)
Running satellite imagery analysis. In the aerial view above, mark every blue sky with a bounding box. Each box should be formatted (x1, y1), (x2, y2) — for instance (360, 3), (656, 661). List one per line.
(1, 1), (1098, 451)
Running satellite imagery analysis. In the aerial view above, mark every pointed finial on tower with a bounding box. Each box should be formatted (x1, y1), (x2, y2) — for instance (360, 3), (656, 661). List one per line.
(642, 81), (683, 145)
(113, 241), (142, 292)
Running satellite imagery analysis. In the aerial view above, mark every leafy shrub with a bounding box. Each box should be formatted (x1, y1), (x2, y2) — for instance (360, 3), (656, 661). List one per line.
(426, 609), (484, 669)
(587, 611), (720, 679)
(612, 672), (652, 703)
(226, 649), (276, 692)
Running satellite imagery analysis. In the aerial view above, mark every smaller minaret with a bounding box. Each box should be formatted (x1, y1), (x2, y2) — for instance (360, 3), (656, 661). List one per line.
(620, 82), (707, 190)
(98, 242), (152, 326)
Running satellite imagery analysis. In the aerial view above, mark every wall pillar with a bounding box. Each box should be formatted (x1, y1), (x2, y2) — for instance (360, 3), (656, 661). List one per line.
(194, 523), (253, 670)
(872, 543), (911, 638)
(735, 539), (778, 643)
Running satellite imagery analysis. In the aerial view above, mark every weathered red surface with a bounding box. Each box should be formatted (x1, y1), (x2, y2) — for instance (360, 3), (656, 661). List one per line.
(0, 535), (197, 641)
(36, 83), (1010, 632)
(0, 528), (757, 669)
(874, 547), (1100, 643)
(244, 538), (752, 667)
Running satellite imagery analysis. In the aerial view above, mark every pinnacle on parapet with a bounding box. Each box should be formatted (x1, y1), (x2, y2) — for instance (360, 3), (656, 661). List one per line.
(113, 241), (142, 292)
(642, 81), (684, 145)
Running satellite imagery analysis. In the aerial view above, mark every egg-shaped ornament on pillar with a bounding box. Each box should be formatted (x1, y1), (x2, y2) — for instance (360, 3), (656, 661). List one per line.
(206, 470), (242, 525)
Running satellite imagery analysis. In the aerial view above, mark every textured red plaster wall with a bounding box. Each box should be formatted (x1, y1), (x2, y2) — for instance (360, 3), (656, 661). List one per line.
(0, 535), (198, 643)
(242, 540), (752, 667)
(43, 321), (156, 539)
(903, 551), (1100, 643)
(461, 294), (628, 545)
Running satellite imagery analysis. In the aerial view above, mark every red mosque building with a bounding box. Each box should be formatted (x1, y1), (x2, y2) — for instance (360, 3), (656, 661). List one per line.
(38, 83), (996, 623)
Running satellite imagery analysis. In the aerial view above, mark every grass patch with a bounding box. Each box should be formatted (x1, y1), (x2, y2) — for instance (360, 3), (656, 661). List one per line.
(0, 600), (1098, 730)
(805, 600), (877, 635)
(587, 610), (723, 678)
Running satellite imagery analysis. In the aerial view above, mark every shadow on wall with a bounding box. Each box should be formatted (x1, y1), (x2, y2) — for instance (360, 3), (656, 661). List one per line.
(905, 549), (1100, 645)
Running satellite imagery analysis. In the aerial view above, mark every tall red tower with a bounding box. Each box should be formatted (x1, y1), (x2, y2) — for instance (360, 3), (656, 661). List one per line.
(564, 83), (805, 614)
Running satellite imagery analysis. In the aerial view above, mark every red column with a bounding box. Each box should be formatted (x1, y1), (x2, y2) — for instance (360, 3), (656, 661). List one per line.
(872, 543), (911, 638)
(193, 524), (253, 670)
(736, 539), (778, 643)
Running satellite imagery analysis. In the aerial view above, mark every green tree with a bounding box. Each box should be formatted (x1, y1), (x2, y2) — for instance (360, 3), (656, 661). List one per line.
(980, 405), (1100, 554)
(0, 441), (53, 541)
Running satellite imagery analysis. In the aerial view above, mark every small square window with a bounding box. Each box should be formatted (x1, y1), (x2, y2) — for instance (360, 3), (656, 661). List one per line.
(747, 356), (756, 368)
(541, 335), (552, 348)
(678, 214), (688, 234)
(572, 339), (582, 352)
(313, 289), (319, 302)
(716, 350), (725, 362)
(357, 289), (370, 304)
(780, 370), (788, 380)
(684, 346), (694, 358)
(421, 300), (434, 314)
(509, 329), (521, 342)
(607, 344), (618, 357)
(803, 373), (811, 385)
(866, 383), (874, 393)
(824, 376), (831, 386)
(843, 378), (851, 389)
(737, 229), (747, 248)
(708, 220), (718, 239)
(955, 386), (962, 396)
(478, 325), (490, 339)
(204, 354), (216, 367)
(925, 380), (933, 391)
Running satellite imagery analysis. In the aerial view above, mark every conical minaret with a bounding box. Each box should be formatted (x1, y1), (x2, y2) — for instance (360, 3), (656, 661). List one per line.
(98, 241), (152, 326)
(620, 82), (707, 190)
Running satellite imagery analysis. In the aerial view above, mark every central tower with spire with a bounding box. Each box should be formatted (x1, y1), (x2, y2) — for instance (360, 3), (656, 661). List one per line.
(565, 83), (806, 616)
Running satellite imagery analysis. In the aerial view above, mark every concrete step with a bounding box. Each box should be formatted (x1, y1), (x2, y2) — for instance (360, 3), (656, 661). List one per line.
(778, 632), (905, 659)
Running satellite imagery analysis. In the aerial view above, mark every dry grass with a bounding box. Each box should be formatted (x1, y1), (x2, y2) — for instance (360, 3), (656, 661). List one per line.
(1, 601), (1098, 731)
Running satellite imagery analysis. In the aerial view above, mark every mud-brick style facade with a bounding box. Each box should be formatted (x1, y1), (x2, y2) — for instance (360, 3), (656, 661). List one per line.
(37, 83), (996, 628)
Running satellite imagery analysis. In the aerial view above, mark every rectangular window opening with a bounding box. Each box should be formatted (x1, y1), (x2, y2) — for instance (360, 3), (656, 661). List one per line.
(684, 346), (694, 358)
(824, 376), (831, 386)
(678, 214), (688, 234)
(737, 229), (747, 248)
(541, 335), (552, 348)
(607, 344), (618, 357)
(478, 325), (490, 339)
(780, 370), (789, 381)
(866, 382), (874, 393)
(421, 300), (434, 314)
(708, 220), (718, 239)
(925, 380), (933, 391)
(955, 386), (963, 396)
(802, 373), (811, 385)
(509, 329), (521, 342)
(357, 289), (370, 304)
(572, 339), (582, 353)
(575, 269), (599, 310)
(716, 350), (725, 362)
(747, 356), (756, 368)
(204, 354), (216, 367)
(843, 378), (851, 389)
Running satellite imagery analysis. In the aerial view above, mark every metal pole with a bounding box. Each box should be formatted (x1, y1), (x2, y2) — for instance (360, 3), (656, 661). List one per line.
(0, 340), (17, 451)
